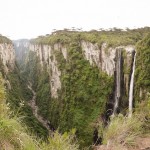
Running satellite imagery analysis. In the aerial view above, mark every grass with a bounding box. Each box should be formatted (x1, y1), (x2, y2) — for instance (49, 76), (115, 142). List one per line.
(99, 100), (150, 149)
(0, 75), (40, 149)
(0, 117), (79, 150)
(0, 116), (40, 150)
(41, 130), (79, 150)
(102, 114), (143, 146)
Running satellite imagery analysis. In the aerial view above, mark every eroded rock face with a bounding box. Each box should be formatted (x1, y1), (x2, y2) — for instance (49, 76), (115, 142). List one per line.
(29, 43), (67, 98)
(81, 41), (100, 68)
(0, 43), (15, 73)
(81, 41), (135, 76)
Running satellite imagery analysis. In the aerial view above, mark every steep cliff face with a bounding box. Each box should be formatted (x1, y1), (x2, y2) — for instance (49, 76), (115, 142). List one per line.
(0, 43), (15, 73)
(29, 43), (66, 98)
(0, 37), (15, 91)
(81, 40), (135, 75)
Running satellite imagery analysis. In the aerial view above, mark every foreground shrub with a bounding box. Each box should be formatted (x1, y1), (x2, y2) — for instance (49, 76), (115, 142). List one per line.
(41, 130), (79, 150)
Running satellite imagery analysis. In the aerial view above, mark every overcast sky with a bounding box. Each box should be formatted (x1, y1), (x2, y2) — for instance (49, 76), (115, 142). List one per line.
(0, 0), (150, 40)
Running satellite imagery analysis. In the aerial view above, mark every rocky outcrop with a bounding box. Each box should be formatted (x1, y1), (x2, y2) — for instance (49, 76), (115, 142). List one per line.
(0, 43), (15, 73)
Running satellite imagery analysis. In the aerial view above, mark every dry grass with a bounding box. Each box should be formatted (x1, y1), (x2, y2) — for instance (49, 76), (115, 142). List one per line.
(41, 130), (79, 150)
(102, 114), (143, 147)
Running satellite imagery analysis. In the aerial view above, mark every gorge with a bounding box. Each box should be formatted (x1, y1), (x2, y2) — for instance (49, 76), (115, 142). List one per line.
(0, 28), (150, 149)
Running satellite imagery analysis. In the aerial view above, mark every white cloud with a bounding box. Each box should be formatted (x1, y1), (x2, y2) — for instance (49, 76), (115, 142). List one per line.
(0, 0), (150, 39)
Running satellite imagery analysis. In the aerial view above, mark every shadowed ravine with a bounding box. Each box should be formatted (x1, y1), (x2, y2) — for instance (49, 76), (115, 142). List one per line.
(27, 82), (52, 135)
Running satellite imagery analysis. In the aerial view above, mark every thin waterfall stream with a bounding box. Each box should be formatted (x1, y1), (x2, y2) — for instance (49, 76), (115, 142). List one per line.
(128, 52), (136, 117)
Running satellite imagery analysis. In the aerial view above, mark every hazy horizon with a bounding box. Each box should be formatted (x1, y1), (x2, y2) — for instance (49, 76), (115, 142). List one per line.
(0, 0), (150, 40)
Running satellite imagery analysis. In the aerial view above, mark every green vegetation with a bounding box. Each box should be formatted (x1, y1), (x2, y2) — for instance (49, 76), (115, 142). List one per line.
(98, 100), (150, 149)
(0, 34), (12, 44)
(31, 27), (150, 48)
(102, 114), (143, 146)
(99, 33), (150, 150)
(135, 33), (150, 102)
(28, 34), (113, 148)
(0, 74), (79, 150)
(3, 28), (149, 149)
(0, 74), (39, 149)
(27, 28), (150, 148)
(36, 67), (51, 119)
(22, 51), (52, 120)
(55, 38), (113, 147)
(41, 130), (79, 150)
(5, 67), (49, 139)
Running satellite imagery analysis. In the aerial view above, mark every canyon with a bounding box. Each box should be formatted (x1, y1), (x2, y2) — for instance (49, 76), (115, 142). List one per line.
(0, 29), (150, 149)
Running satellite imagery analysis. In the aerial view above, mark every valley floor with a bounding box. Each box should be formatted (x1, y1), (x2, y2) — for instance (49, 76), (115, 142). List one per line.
(27, 82), (52, 134)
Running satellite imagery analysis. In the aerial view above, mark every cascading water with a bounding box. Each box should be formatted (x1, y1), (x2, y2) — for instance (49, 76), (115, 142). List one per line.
(113, 49), (122, 116)
(128, 52), (136, 117)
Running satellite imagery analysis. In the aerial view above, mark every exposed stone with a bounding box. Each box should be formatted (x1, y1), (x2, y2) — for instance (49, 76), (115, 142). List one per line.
(0, 43), (15, 73)
(81, 41), (135, 76)
(29, 43), (64, 98)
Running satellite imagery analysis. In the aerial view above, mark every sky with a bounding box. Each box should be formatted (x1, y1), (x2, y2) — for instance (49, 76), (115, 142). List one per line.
(0, 0), (150, 40)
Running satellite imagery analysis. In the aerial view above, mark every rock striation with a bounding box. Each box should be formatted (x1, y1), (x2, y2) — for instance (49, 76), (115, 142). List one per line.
(0, 43), (15, 73)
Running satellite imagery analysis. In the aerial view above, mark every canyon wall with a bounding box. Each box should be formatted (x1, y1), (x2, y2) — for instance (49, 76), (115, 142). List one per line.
(29, 41), (135, 104)
(29, 43), (65, 98)
(0, 43), (15, 73)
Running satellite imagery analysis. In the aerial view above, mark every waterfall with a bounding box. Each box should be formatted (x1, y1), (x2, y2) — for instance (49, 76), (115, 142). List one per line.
(128, 52), (136, 117)
(113, 49), (122, 116)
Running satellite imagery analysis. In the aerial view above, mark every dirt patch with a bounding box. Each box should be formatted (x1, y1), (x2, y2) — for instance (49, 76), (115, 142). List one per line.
(94, 137), (150, 150)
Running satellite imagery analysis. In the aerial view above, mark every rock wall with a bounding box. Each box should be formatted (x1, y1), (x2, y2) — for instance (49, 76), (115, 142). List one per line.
(81, 41), (135, 76)
(0, 43), (15, 73)
(29, 43), (67, 98)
